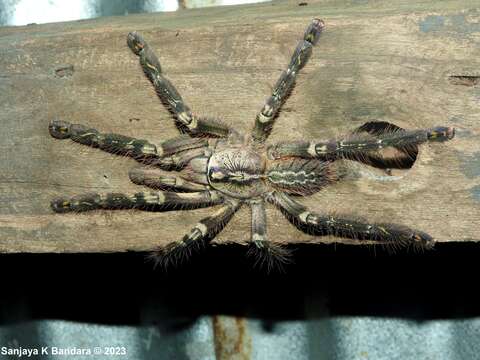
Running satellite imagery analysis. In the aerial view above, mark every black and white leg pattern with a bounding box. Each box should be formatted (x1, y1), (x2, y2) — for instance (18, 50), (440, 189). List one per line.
(127, 32), (238, 139)
(149, 199), (242, 267)
(267, 191), (435, 250)
(251, 18), (325, 144)
(49, 120), (210, 165)
(51, 189), (223, 213)
(247, 199), (292, 272)
(268, 124), (455, 168)
(49, 120), (163, 162)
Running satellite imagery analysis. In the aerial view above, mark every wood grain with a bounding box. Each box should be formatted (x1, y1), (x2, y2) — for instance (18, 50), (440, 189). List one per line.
(1, 0), (479, 253)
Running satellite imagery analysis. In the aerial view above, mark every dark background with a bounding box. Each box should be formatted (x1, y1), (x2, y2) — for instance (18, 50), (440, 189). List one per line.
(1, 242), (479, 326)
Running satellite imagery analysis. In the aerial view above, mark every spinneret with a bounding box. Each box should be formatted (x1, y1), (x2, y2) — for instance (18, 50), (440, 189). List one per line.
(50, 19), (454, 271)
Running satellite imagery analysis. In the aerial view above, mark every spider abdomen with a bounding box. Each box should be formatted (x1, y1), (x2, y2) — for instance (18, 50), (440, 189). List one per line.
(266, 158), (334, 195)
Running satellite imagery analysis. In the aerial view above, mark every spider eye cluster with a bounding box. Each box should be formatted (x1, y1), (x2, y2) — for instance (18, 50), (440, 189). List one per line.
(209, 167), (227, 180)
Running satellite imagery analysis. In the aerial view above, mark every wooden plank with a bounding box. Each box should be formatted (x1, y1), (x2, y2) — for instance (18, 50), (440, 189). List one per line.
(0, 0), (479, 253)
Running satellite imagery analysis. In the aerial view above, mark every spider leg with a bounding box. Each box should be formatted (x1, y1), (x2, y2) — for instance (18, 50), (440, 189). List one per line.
(127, 32), (238, 139)
(268, 126), (455, 169)
(246, 199), (292, 272)
(49, 120), (208, 165)
(129, 166), (207, 192)
(267, 191), (435, 250)
(149, 199), (242, 268)
(51, 189), (222, 213)
(251, 18), (325, 144)
(155, 148), (208, 170)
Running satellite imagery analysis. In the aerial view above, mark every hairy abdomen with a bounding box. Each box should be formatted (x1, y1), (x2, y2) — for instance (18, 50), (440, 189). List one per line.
(267, 158), (334, 195)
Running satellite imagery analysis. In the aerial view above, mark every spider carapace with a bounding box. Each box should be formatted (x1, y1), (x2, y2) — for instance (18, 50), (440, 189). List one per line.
(207, 147), (267, 199)
(49, 18), (455, 270)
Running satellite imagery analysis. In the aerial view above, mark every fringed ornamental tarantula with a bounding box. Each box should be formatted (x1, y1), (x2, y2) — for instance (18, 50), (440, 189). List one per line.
(49, 19), (455, 270)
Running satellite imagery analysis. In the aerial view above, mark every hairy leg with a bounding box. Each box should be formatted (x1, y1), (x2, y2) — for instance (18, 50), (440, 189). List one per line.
(129, 166), (208, 192)
(268, 125), (455, 168)
(251, 18), (325, 144)
(267, 191), (435, 250)
(127, 32), (238, 139)
(247, 199), (292, 272)
(51, 190), (222, 213)
(49, 120), (163, 161)
(155, 148), (208, 170)
(49, 120), (208, 164)
(149, 200), (242, 267)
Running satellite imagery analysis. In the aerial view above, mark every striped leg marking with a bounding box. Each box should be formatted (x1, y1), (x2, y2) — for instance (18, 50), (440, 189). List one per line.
(247, 199), (292, 272)
(127, 32), (236, 138)
(49, 120), (160, 161)
(268, 126), (455, 168)
(49, 120), (211, 166)
(251, 18), (325, 144)
(149, 200), (242, 267)
(51, 190), (222, 213)
(267, 191), (435, 250)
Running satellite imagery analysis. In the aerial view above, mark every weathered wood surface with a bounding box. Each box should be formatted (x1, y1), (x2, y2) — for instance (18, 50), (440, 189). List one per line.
(1, 0), (479, 253)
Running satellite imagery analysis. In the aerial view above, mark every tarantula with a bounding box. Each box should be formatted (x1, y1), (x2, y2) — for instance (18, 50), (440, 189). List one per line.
(49, 19), (454, 269)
